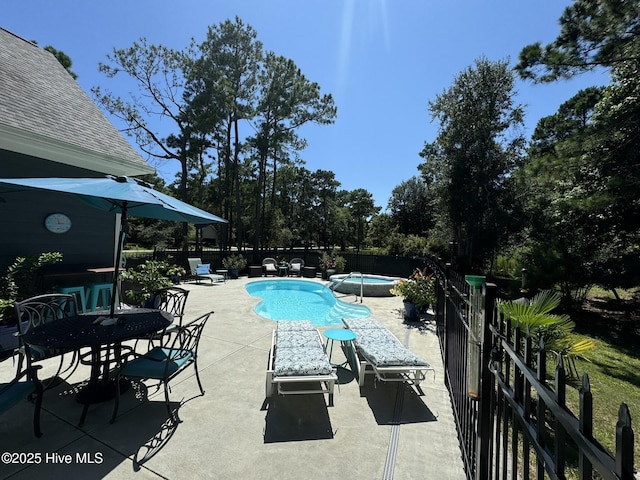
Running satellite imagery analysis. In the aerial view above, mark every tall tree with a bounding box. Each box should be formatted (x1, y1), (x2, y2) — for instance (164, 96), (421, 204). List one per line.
(345, 189), (380, 252)
(92, 39), (204, 248)
(516, 0), (640, 298)
(250, 52), (337, 253)
(43, 45), (78, 79)
(194, 17), (263, 249)
(312, 169), (340, 248)
(92, 43), (193, 193)
(388, 176), (435, 236)
(419, 57), (526, 271)
(520, 88), (606, 303)
(515, 0), (640, 82)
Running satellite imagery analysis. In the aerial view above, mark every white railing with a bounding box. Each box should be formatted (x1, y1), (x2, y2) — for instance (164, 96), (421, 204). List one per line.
(328, 271), (364, 303)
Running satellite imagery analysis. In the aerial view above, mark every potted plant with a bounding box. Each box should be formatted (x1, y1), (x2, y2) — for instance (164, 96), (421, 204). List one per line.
(0, 252), (63, 353)
(319, 251), (346, 279)
(166, 265), (186, 284)
(390, 270), (436, 320)
(121, 260), (173, 307)
(222, 254), (247, 279)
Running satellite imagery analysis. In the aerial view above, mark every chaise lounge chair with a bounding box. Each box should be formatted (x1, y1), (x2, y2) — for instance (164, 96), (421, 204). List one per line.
(266, 320), (338, 406)
(187, 258), (225, 284)
(342, 317), (434, 389)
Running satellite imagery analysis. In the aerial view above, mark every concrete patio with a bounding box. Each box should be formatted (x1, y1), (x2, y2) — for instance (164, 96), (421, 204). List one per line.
(1, 276), (465, 479)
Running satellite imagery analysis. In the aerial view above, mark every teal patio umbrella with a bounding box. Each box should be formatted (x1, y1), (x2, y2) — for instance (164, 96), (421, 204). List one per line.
(0, 176), (228, 316)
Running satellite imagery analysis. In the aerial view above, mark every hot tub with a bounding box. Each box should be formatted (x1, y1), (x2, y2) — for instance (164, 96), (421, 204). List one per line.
(329, 273), (401, 297)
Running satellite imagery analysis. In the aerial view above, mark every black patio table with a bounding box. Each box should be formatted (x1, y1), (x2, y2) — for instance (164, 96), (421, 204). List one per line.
(23, 308), (171, 425)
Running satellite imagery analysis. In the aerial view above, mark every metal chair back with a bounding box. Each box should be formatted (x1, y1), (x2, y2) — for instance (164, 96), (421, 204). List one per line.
(149, 287), (189, 327)
(14, 294), (78, 335)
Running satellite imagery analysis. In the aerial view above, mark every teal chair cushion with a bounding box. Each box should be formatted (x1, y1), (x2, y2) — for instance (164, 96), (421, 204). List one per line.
(121, 347), (193, 379)
(29, 345), (57, 361)
(0, 380), (36, 412)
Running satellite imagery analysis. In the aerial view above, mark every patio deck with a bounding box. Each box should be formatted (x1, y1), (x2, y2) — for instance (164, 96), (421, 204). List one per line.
(1, 276), (465, 479)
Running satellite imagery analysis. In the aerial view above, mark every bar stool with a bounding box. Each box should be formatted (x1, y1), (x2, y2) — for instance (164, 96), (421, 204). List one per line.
(55, 286), (87, 313)
(86, 283), (113, 312)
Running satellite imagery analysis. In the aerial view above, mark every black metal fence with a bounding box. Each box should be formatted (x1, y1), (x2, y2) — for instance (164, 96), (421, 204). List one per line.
(129, 248), (420, 279)
(424, 257), (636, 480)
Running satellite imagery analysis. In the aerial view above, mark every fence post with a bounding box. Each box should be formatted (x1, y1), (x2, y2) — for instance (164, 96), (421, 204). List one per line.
(579, 374), (593, 477)
(616, 403), (634, 479)
(475, 282), (496, 480)
(442, 263), (452, 373)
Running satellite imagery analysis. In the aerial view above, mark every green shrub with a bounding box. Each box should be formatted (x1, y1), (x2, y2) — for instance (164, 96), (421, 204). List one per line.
(222, 254), (247, 270)
(121, 260), (173, 306)
(0, 252), (63, 325)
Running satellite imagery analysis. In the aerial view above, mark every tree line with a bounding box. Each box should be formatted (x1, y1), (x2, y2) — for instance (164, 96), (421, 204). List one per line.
(90, 17), (379, 255)
(52, 2), (637, 305)
(395, 0), (639, 305)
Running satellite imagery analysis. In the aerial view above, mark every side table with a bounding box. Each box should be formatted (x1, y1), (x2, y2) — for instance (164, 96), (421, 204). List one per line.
(248, 265), (262, 278)
(215, 269), (228, 282)
(302, 266), (317, 278)
(323, 328), (356, 369)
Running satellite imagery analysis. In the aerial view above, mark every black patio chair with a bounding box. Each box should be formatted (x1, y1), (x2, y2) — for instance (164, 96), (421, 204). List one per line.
(111, 311), (213, 425)
(14, 293), (80, 389)
(135, 286), (190, 350)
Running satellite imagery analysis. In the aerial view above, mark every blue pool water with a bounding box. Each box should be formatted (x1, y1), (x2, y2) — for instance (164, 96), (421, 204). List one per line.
(245, 279), (371, 327)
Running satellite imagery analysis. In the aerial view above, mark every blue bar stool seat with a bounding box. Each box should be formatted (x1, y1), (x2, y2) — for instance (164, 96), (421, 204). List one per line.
(55, 286), (87, 313)
(86, 283), (113, 312)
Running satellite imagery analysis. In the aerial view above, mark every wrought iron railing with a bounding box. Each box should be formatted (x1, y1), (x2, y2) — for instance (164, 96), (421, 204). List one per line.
(426, 258), (636, 480)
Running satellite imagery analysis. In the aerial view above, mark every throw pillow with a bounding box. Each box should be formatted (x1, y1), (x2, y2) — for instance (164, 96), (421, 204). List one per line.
(196, 264), (210, 275)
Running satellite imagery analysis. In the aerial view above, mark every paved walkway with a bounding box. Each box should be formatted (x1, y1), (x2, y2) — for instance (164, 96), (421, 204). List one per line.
(1, 276), (465, 479)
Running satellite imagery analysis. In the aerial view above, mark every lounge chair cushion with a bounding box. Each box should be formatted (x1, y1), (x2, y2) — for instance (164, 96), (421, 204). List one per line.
(345, 318), (431, 367)
(276, 329), (320, 349)
(274, 346), (333, 376)
(273, 321), (333, 376)
(290, 263), (301, 272)
(355, 332), (430, 367)
(196, 264), (210, 275)
(343, 317), (384, 330)
(276, 320), (315, 331)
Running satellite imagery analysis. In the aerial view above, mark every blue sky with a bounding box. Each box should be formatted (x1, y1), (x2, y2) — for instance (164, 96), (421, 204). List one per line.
(4, 0), (608, 211)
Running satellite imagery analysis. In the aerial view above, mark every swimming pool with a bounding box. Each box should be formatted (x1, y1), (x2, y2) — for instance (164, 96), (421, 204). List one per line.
(329, 273), (401, 296)
(245, 279), (371, 327)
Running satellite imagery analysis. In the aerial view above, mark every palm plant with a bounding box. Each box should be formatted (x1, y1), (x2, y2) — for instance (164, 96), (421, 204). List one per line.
(498, 290), (595, 378)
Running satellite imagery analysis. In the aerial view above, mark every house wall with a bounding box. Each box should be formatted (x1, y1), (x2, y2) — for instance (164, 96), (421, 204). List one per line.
(0, 150), (117, 270)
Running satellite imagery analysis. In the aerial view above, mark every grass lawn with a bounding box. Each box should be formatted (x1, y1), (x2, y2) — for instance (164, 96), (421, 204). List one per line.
(563, 287), (639, 471)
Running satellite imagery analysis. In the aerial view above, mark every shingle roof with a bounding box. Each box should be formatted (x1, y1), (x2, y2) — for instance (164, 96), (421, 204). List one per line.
(0, 27), (154, 176)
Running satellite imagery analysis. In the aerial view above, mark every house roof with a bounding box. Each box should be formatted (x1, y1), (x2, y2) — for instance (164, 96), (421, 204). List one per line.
(0, 28), (154, 176)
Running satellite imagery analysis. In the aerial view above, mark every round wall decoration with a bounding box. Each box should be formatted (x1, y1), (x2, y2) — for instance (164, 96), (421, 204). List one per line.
(44, 212), (72, 233)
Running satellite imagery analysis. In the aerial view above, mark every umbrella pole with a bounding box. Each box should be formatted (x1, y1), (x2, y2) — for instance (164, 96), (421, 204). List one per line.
(109, 203), (127, 317)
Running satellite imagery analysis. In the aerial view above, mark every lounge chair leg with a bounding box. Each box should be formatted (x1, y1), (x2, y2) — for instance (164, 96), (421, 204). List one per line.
(265, 372), (274, 398)
(359, 361), (367, 386)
